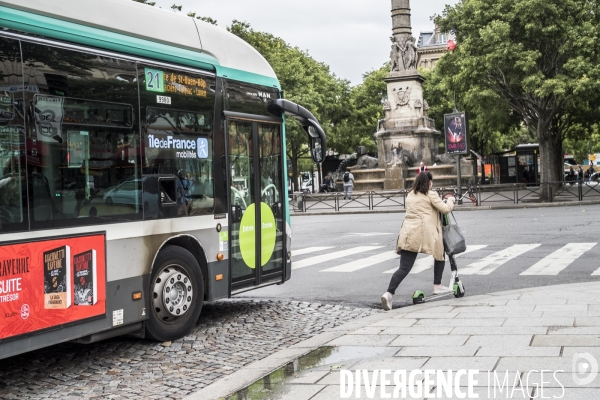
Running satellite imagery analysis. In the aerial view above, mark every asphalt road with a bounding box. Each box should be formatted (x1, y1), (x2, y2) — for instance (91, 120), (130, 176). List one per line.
(243, 205), (600, 309)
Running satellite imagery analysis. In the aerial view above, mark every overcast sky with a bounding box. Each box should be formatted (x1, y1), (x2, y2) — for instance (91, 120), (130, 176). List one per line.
(151, 0), (459, 85)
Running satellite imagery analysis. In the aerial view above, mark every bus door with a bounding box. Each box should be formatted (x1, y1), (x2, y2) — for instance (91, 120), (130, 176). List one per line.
(226, 118), (284, 290)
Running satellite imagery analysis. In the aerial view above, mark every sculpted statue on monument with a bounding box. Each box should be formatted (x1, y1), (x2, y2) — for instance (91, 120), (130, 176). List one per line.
(400, 37), (417, 70)
(389, 37), (401, 72)
(389, 36), (418, 71)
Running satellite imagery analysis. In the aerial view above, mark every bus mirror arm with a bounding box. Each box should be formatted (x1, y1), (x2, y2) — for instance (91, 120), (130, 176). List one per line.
(267, 99), (327, 163)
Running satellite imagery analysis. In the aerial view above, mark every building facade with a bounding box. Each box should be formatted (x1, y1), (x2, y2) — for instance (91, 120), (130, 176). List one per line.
(417, 27), (452, 70)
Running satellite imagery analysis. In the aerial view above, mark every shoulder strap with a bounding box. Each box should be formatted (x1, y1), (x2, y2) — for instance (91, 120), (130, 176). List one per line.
(449, 211), (458, 225)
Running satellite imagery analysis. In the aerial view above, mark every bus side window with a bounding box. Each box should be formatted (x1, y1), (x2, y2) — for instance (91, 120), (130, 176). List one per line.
(21, 42), (142, 229)
(138, 64), (216, 218)
(0, 37), (28, 233)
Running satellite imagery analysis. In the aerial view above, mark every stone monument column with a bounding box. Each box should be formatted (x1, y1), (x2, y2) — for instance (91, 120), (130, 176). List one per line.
(375, 0), (440, 171)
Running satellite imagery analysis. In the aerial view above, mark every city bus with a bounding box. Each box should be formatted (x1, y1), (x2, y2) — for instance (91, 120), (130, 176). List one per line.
(0, 0), (326, 358)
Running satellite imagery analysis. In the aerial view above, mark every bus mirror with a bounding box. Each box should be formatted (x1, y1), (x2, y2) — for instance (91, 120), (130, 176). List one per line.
(159, 178), (177, 207)
(231, 205), (243, 223)
(267, 99), (326, 163)
(309, 133), (323, 163)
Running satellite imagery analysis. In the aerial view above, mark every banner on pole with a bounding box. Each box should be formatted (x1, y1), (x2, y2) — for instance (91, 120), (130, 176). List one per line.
(444, 112), (469, 155)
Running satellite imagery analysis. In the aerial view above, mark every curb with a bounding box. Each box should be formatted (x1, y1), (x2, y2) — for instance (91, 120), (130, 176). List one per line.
(183, 301), (442, 400)
(291, 199), (600, 216)
(183, 281), (600, 400)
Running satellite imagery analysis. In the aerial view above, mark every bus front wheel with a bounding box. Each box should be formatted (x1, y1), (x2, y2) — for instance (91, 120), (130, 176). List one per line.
(146, 246), (204, 342)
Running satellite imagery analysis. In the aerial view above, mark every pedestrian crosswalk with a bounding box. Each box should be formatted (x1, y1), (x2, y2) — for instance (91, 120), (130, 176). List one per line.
(460, 244), (541, 275)
(291, 243), (598, 276)
(520, 243), (596, 275)
(292, 246), (383, 270)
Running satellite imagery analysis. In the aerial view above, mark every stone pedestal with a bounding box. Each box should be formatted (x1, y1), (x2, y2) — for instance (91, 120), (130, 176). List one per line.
(375, 71), (440, 168)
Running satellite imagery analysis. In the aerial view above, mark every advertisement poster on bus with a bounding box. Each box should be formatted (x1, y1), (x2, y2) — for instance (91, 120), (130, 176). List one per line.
(444, 112), (469, 155)
(0, 234), (106, 341)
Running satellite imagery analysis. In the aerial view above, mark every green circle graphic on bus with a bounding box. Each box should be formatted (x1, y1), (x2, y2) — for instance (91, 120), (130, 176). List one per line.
(260, 202), (277, 266)
(239, 202), (277, 269)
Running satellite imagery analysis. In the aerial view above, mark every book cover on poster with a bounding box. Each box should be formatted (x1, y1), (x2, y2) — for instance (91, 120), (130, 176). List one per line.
(43, 245), (71, 309)
(73, 249), (97, 305)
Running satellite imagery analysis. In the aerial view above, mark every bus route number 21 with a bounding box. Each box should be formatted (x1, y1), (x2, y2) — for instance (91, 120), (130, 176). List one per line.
(145, 68), (164, 93)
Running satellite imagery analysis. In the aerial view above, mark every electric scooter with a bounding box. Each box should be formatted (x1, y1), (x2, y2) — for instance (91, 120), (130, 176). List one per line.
(411, 209), (466, 305)
(411, 254), (465, 304)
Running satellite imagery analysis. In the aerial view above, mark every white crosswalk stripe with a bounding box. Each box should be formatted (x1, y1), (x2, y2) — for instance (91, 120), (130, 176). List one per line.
(321, 251), (398, 272)
(292, 247), (333, 257)
(520, 243), (596, 275)
(292, 246), (384, 270)
(292, 243), (598, 275)
(382, 245), (489, 274)
(460, 244), (541, 275)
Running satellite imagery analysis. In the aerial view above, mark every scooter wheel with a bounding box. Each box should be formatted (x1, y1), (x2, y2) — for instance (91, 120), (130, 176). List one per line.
(412, 294), (425, 305)
(454, 283), (466, 298)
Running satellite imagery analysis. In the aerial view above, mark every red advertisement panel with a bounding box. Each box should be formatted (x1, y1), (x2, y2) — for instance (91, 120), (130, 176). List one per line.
(444, 112), (469, 155)
(0, 234), (106, 341)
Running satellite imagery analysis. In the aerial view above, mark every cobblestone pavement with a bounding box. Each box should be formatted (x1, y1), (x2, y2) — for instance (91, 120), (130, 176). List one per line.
(0, 299), (379, 400)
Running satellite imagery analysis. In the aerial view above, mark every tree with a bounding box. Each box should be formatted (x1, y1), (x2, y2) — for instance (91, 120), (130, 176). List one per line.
(330, 65), (388, 155)
(422, 58), (527, 157)
(228, 21), (351, 189)
(437, 0), (600, 195)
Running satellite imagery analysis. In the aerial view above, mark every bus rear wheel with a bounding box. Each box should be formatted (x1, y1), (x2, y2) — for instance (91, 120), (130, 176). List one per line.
(146, 246), (204, 342)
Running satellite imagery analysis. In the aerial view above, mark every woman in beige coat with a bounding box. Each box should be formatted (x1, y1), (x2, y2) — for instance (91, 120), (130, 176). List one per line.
(381, 172), (455, 310)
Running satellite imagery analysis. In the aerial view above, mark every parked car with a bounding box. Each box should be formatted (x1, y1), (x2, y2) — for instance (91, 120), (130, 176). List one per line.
(301, 179), (313, 193)
(104, 180), (141, 206)
(103, 177), (191, 215)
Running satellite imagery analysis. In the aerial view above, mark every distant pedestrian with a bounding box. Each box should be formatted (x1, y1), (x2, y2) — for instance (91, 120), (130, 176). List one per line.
(567, 166), (575, 183)
(587, 163), (596, 183)
(320, 175), (332, 193)
(342, 170), (354, 200)
(578, 165), (584, 182)
(380, 172), (456, 311)
(418, 162), (429, 173)
(522, 166), (530, 184)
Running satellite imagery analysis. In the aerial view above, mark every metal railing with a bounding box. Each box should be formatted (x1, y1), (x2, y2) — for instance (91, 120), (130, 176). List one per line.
(291, 181), (600, 213)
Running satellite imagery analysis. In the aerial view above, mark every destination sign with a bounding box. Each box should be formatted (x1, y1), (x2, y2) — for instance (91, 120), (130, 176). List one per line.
(145, 68), (207, 97)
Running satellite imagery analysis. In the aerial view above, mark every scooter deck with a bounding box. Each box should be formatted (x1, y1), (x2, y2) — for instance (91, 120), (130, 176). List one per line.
(412, 287), (459, 305)
(411, 257), (465, 305)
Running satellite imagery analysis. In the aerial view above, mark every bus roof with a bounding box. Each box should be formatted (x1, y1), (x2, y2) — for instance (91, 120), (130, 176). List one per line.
(0, 0), (279, 88)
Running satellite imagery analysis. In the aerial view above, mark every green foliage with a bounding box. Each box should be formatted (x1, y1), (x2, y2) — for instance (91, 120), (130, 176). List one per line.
(422, 61), (528, 156)
(186, 12), (217, 25)
(330, 65), (388, 154)
(436, 0), (600, 182)
(133, 1), (216, 24)
(132, 0), (156, 5)
(199, 16), (217, 25)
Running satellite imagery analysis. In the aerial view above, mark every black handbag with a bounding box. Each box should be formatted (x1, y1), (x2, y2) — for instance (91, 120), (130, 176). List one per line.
(442, 212), (466, 256)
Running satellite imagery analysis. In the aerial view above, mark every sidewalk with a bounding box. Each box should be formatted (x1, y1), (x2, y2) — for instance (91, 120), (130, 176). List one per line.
(186, 281), (600, 400)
